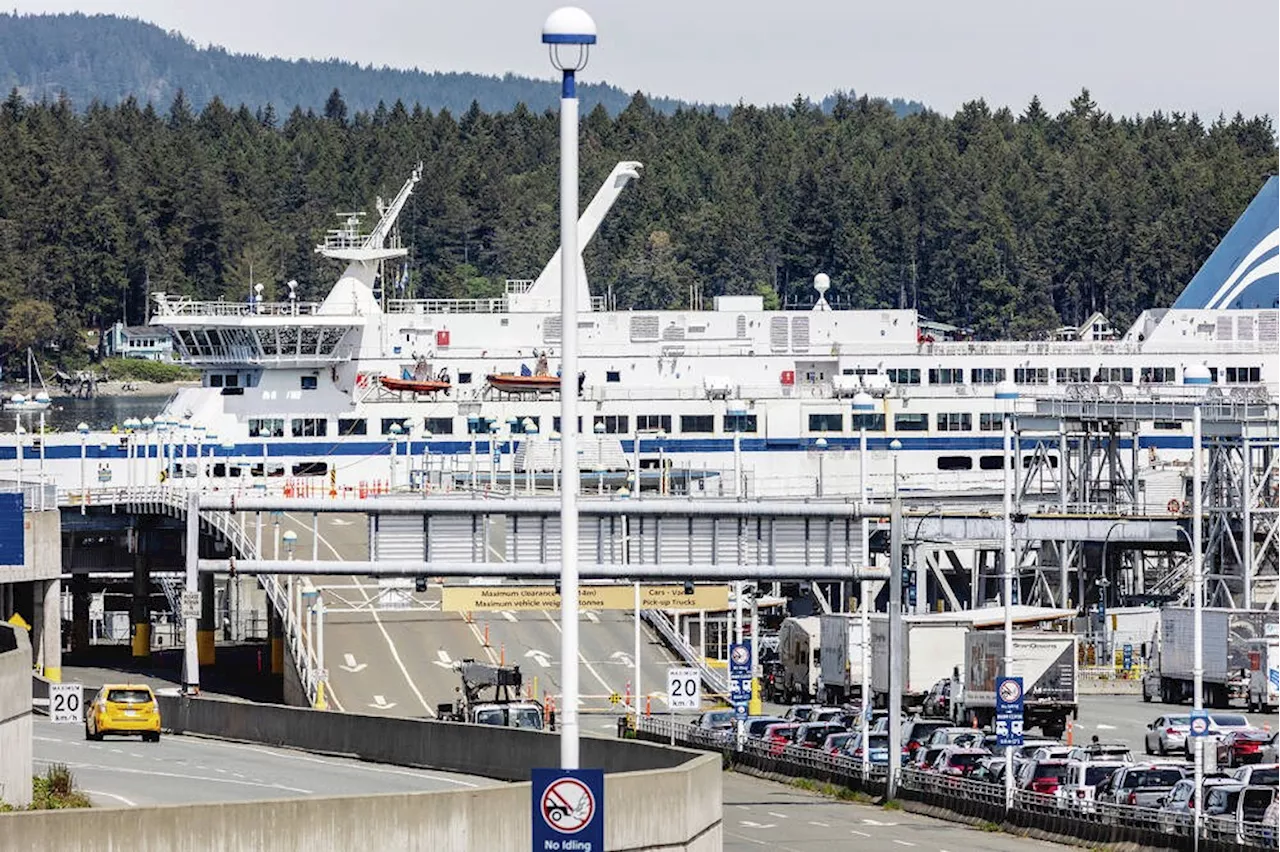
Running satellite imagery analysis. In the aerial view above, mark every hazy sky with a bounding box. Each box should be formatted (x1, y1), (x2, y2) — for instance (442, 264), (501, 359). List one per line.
(12, 0), (1280, 119)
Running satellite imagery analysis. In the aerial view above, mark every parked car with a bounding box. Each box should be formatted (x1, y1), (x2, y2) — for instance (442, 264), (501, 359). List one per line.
(762, 722), (802, 755)
(1016, 759), (1072, 795)
(1067, 742), (1133, 764)
(744, 715), (787, 738)
(1231, 763), (1278, 786)
(972, 756), (1006, 783)
(913, 745), (948, 771)
(933, 746), (990, 777)
(782, 704), (820, 723)
(822, 732), (856, 754)
(1185, 713), (1253, 759)
(1216, 729), (1273, 768)
(901, 718), (955, 760)
(1097, 764), (1189, 808)
(1145, 715), (1191, 756)
(1030, 744), (1076, 762)
(927, 727), (985, 749)
(922, 678), (952, 718)
(1158, 776), (1239, 835)
(795, 722), (847, 749)
(1055, 760), (1126, 811)
(848, 732), (900, 766)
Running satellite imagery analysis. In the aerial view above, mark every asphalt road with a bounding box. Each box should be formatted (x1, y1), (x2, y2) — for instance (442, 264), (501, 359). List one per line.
(279, 511), (682, 729)
(722, 771), (1069, 852)
(31, 715), (496, 808)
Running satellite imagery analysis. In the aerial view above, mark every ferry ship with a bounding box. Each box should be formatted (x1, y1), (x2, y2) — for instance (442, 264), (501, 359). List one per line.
(10, 163), (1279, 500)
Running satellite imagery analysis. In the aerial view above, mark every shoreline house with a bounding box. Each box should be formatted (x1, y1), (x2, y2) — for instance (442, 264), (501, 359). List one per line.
(104, 322), (174, 361)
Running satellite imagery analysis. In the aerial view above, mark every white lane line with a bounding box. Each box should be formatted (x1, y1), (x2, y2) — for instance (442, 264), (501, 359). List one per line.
(892, 841), (916, 847)
(809, 821), (829, 827)
(500, 611), (517, 622)
(84, 789), (137, 807)
(288, 512), (435, 718)
(183, 737), (482, 788)
(851, 830), (871, 837)
(767, 811), (788, 819)
(541, 610), (616, 700)
(33, 758), (313, 794)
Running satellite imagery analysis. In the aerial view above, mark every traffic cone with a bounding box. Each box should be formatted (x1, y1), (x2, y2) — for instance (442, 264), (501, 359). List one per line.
(1066, 722), (1074, 746)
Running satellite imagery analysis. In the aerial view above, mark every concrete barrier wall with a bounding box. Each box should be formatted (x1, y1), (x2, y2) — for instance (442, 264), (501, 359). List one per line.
(156, 694), (694, 780)
(0, 623), (33, 807)
(0, 752), (722, 852)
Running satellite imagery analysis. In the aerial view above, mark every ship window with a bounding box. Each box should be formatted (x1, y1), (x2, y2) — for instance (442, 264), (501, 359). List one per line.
(381, 418), (412, 435)
(1023, 455), (1059, 468)
(979, 413), (1002, 432)
(1013, 368), (1049, 385)
(928, 368), (963, 385)
(424, 417), (454, 435)
(593, 415), (629, 435)
(680, 415), (715, 434)
(808, 413), (843, 432)
(209, 374), (223, 388)
(338, 418), (367, 436)
(1153, 421), (1181, 431)
(300, 376), (318, 390)
(851, 413), (885, 431)
(552, 417), (583, 434)
(606, 371), (621, 383)
(468, 417), (496, 435)
(969, 368), (1005, 384)
(292, 462), (327, 477)
(458, 372), (473, 385)
(291, 418), (327, 438)
(1056, 367), (1091, 384)
(894, 413), (929, 432)
(937, 456), (973, 471)
(886, 368), (921, 385)
(636, 414), (672, 433)
(510, 416), (541, 435)
(724, 414), (758, 433)
(1141, 367), (1176, 383)
(1226, 367), (1261, 383)
(225, 373), (240, 388)
(937, 413), (971, 432)
(979, 455), (1006, 470)
(248, 418), (284, 438)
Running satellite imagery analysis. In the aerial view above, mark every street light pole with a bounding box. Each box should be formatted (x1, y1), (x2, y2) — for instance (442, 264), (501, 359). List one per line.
(887, 438), (903, 799)
(1192, 402), (1204, 849)
(544, 5), (596, 771)
(815, 436), (827, 497)
(997, 379), (1018, 812)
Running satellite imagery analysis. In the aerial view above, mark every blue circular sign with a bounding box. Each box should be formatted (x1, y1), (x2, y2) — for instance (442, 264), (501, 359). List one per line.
(1189, 714), (1210, 737)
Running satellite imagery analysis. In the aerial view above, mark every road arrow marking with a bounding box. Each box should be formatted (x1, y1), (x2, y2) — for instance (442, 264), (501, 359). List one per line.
(610, 651), (634, 668)
(339, 653), (367, 673)
(740, 820), (776, 829)
(432, 649), (455, 669)
(500, 611), (517, 622)
(1096, 723), (1117, 730)
(583, 611), (599, 623)
(368, 695), (397, 710)
(861, 819), (898, 826)
(526, 649), (551, 668)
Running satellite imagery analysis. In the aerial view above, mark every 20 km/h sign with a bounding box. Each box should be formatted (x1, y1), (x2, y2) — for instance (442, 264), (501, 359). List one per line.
(666, 667), (701, 711)
(49, 683), (84, 724)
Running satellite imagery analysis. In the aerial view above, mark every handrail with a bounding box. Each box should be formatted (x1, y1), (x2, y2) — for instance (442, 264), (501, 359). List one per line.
(642, 609), (728, 696)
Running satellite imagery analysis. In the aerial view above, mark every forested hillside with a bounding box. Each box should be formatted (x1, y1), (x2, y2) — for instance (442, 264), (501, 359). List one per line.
(0, 85), (1272, 370)
(0, 12), (925, 119)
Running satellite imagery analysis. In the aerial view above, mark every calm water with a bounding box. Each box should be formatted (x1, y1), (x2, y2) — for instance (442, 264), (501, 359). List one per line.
(10, 394), (170, 433)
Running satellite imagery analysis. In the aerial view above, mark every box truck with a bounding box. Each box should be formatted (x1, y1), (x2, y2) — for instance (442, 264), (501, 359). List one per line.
(951, 630), (1077, 738)
(818, 613), (866, 705)
(870, 617), (969, 710)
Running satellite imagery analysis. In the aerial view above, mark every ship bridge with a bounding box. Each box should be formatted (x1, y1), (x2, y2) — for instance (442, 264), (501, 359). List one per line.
(149, 294), (361, 367)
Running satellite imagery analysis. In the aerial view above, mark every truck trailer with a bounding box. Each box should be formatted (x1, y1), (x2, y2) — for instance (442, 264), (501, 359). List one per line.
(870, 617), (969, 710)
(951, 630), (1077, 738)
(818, 613), (866, 705)
(1144, 608), (1272, 708)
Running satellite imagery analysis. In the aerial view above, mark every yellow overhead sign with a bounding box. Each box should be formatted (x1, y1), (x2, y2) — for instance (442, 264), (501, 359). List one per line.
(441, 584), (729, 612)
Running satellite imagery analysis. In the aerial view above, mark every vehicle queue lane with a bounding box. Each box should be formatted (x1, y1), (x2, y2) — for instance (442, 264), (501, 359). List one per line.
(31, 715), (497, 809)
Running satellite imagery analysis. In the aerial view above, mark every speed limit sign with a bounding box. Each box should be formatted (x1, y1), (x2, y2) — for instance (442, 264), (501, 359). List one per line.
(49, 683), (84, 724)
(666, 667), (701, 710)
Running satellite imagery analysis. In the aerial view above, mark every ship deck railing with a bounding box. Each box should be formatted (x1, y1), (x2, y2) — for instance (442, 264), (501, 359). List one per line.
(152, 297), (325, 318)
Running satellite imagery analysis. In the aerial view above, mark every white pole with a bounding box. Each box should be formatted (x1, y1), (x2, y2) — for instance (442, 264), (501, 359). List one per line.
(1002, 406), (1015, 812)
(79, 432), (87, 515)
(544, 8), (595, 769)
(859, 426), (867, 504)
(860, 576), (870, 781)
(733, 430), (741, 499)
(470, 435), (477, 491)
(1192, 404), (1203, 847)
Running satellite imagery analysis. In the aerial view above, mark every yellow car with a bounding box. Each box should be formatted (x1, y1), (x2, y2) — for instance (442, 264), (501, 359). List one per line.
(85, 684), (161, 742)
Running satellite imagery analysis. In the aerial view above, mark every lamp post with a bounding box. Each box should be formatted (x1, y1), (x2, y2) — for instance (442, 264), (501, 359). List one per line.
(508, 417), (520, 496)
(853, 391), (874, 504)
(995, 378), (1018, 812)
(1098, 520), (1125, 665)
(1191, 394), (1205, 851)
(388, 422), (402, 490)
(550, 431), (561, 494)
(593, 420), (606, 494)
(544, 4), (595, 770)
(728, 405), (745, 499)
(523, 418), (538, 495)
(282, 529), (299, 663)
(489, 421), (500, 492)
(887, 438), (903, 799)
(814, 436), (828, 498)
(468, 415), (479, 491)
(77, 422), (89, 514)
(656, 430), (667, 496)
(421, 428), (433, 494)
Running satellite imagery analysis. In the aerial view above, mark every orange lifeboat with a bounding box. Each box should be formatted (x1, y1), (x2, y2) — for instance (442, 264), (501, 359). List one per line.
(380, 376), (450, 394)
(486, 373), (562, 394)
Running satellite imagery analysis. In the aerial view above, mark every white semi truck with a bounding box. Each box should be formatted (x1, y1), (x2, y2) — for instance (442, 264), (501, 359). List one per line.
(950, 630), (1078, 739)
(870, 617), (969, 710)
(818, 613), (866, 705)
(775, 616), (821, 703)
(1144, 608), (1272, 708)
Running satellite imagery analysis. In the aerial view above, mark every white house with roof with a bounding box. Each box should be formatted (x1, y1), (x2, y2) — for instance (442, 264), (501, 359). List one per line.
(104, 322), (174, 361)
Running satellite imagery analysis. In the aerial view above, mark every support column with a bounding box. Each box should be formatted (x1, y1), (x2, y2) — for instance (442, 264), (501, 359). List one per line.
(269, 607), (284, 675)
(131, 536), (150, 660)
(41, 578), (61, 682)
(71, 572), (90, 653)
(198, 571), (216, 666)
